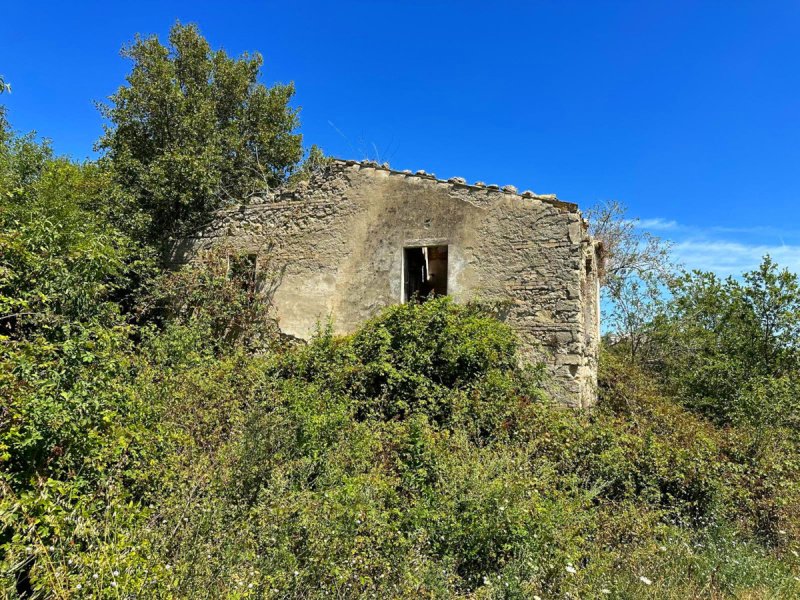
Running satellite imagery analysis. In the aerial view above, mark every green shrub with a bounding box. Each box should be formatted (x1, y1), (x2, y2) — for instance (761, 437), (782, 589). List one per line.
(5, 296), (800, 598)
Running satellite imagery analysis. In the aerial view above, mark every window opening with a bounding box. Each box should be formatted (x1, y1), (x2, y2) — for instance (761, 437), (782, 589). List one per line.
(404, 245), (448, 301)
(228, 253), (258, 293)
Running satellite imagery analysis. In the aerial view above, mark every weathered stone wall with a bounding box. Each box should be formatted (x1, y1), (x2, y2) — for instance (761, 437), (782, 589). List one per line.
(172, 159), (601, 407)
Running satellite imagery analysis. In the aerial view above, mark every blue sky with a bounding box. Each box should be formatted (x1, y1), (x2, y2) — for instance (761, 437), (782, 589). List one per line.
(3, 1), (800, 276)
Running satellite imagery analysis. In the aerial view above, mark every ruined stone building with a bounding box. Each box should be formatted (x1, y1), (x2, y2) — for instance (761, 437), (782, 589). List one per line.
(173, 159), (602, 407)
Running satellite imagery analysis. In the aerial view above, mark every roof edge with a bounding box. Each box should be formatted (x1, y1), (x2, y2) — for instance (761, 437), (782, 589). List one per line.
(330, 158), (579, 212)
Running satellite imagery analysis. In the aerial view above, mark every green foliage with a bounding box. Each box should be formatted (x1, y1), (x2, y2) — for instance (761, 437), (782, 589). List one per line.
(288, 144), (333, 184)
(0, 120), (159, 597)
(652, 256), (800, 427)
(0, 122), (149, 491)
(98, 22), (304, 243)
(278, 297), (532, 427)
(7, 287), (800, 597)
(0, 161), (152, 338)
(138, 245), (282, 355)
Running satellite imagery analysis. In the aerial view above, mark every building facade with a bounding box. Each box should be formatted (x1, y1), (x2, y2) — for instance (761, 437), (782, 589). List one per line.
(172, 159), (602, 407)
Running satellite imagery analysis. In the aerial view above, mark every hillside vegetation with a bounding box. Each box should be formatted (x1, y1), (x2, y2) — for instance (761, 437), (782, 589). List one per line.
(2, 23), (800, 599)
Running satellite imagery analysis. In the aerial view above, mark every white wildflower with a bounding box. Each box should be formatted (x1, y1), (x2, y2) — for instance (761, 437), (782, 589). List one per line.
(93, 573), (99, 579)
(76, 584), (82, 590)
(639, 576), (652, 585)
(112, 570), (119, 576)
(565, 565), (577, 574)
(111, 581), (118, 588)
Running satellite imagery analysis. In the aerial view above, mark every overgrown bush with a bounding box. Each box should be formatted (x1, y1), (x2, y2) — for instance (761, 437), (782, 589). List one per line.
(276, 298), (538, 428)
(7, 293), (800, 598)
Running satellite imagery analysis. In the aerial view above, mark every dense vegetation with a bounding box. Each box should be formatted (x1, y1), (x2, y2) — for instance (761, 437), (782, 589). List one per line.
(98, 22), (304, 244)
(2, 22), (800, 599)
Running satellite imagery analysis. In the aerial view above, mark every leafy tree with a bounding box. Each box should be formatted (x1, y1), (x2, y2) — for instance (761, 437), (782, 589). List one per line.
(0, 117), (151, 479)
(98, 22), (304, 244)
(0, 117), (157, 597)
(0, 130), (153, 338)
(653, 256), (800, 426)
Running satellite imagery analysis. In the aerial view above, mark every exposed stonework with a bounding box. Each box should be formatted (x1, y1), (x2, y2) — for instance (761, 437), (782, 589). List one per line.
(172, 159), (602, 407)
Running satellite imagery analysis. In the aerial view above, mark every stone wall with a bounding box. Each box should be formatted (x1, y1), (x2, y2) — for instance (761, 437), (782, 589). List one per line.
(172, 159), (602, 407)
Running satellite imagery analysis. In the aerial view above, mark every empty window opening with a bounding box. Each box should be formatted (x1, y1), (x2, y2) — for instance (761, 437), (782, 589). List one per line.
(228, 253), (258, 293)
(404, 245), (448, 302)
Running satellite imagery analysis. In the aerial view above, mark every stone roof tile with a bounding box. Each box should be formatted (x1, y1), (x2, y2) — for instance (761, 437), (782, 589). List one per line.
(330, 158), (578, 212)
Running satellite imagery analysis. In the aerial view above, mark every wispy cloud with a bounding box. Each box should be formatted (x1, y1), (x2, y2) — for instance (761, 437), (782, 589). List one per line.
(638, 218), (681, 231)
(635, 219), (800, 241)
(672, 240), (800, 276)
(633, 218), (800, 276)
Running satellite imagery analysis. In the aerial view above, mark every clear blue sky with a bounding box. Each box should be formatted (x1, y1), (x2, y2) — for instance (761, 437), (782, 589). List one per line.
(3, 1), (800, 274)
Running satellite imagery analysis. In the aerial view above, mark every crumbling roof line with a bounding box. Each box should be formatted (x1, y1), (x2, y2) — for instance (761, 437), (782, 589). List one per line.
(333, 158), (578, 213)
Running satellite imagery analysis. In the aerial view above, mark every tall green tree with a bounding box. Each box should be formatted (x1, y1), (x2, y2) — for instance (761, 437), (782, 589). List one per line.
(653, 256), (800, 426)
(98, 22), (303, 244)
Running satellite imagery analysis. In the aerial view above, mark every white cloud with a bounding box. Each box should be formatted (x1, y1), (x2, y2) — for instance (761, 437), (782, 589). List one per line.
(673, 240), (800, 276)
(636, 218), (800, 241)
(628, 217), (800, 276)
(637, 218), (680, 231)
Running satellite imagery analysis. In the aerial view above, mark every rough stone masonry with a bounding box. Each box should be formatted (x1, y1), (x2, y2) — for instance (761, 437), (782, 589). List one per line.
(172, 159), (602, 408)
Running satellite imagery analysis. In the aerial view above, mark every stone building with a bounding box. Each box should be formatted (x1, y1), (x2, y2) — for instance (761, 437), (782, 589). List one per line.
(172, 159), (602, 407)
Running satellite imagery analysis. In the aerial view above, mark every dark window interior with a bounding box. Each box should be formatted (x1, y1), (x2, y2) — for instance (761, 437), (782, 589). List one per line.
(229, 253), (257, 292)
(404, 245), (448, 302)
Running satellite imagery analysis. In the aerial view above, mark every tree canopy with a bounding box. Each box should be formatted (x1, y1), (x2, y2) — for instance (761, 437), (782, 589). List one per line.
(653, 256), (800, 427)
(98, 22), (303, 244)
